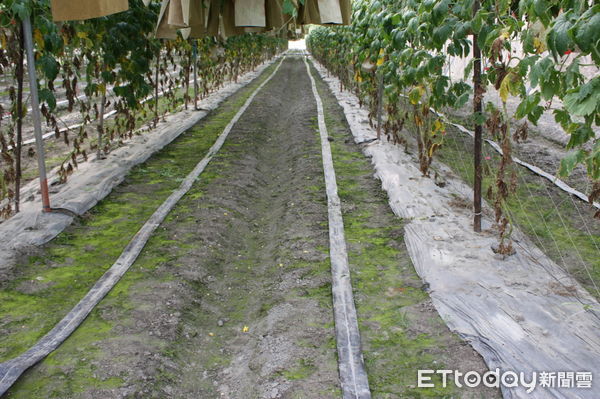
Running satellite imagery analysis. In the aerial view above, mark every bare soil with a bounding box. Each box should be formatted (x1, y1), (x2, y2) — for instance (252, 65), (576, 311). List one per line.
(2, 57), (500, 398)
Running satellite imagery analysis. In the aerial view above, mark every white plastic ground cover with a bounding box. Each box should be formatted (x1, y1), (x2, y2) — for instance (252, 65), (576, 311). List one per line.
(0, 55), (282, 275)
(309, 56), (600, 399)
(304, 56), (371, 399)
(0, 56), (286, 396)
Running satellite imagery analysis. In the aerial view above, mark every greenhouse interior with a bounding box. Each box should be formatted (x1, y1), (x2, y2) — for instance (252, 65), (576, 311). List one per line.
(0, 0), (598, 398)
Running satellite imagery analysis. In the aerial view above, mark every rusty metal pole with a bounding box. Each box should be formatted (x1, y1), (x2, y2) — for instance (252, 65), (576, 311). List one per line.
(376, 71), (384, 140)
(23, 16), (51, 212)
(193, 41), (199, 110)
(472, 0), (483, 232)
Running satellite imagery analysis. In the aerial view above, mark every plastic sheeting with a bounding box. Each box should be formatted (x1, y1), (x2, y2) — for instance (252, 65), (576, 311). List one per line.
(309, 55), (600, 399)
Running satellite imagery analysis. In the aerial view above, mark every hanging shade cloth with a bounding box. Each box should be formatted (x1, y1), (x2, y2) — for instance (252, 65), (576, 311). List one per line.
(300, 0), (321, 25)
(318, 0), (343, 24)
(206, 0), (221, 36)
(182, 0), (210, 39)
(223, 0), (247, 37)
(339, 0), (351, 25)
(155, 0), (350, 39)
(300, 0), (346, 25)
(156, 0), (179, 39)
(167, 0), (187, 27)
(51, 0), (128, 21)
(234, 0), (266, 27)
(266, 0), (285, 29)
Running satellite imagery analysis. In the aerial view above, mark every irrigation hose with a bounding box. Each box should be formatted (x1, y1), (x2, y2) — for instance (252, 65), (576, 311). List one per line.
(0, 55), (286, 396)
(304, 55), (372, 399)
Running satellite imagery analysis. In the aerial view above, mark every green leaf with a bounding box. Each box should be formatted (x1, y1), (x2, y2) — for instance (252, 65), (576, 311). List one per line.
(566, 125), (595, 149)
(546, 12), (574, 61)
(553, 109), (571, 130)
(563, 82), (599, 117)
(38, 88), (56, 111)
(37, 54), (59, 82)
(558, 149), (586, 177)
(282, 0), (297, 16)
(408, 87), (422, 105)
(11, 2), (30, 21)
(572, 8), (600, 54)
(527, 105), (544, 125)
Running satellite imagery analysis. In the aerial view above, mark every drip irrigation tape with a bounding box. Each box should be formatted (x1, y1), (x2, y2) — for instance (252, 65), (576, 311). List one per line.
(0, 56), (286, 396)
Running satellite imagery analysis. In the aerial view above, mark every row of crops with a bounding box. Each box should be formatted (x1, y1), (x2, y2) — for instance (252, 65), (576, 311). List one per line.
(307, 0), (599, 252)
(0, 0), (285, 219)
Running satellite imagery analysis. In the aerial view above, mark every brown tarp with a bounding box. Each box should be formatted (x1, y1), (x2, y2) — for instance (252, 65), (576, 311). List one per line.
(51, 0), (128, 21)
(300, 0), (321, 25)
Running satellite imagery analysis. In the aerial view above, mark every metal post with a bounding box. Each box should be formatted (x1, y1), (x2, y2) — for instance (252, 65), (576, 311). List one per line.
(22, 16), (51, 212)
(376, 71), (384, 140)
(97, 91), (106, 159)
(154, 46), (160, 127)
(472, 0), (482, 232)
(193, 41), (199, 110)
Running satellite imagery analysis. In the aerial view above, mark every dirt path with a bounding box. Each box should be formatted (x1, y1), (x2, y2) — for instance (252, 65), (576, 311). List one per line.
(2, 56), (499, 398)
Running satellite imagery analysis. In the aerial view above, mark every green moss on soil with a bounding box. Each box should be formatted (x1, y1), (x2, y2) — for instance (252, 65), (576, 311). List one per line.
(2, 62), (279, 398)
(141, 80), (338, 393)
(279, 358), (317, 380)
(312, 65), (461, 398)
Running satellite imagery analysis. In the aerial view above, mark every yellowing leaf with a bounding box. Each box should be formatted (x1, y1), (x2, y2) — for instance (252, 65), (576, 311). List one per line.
(377, 49), (385, 66)
(499, 75), (510, 103)
(409, 86), (424, 105)
(33, 29), (44, 50)
(428, 143), (440, 157)
(533, 37), (546, 54)
(414, 115), (423, 126)
(77, 31), (88, 39)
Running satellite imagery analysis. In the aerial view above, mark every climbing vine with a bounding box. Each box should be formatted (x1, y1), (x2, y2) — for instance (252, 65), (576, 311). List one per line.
(308, 0), (600, 246)
(0, 0), (284, 219)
